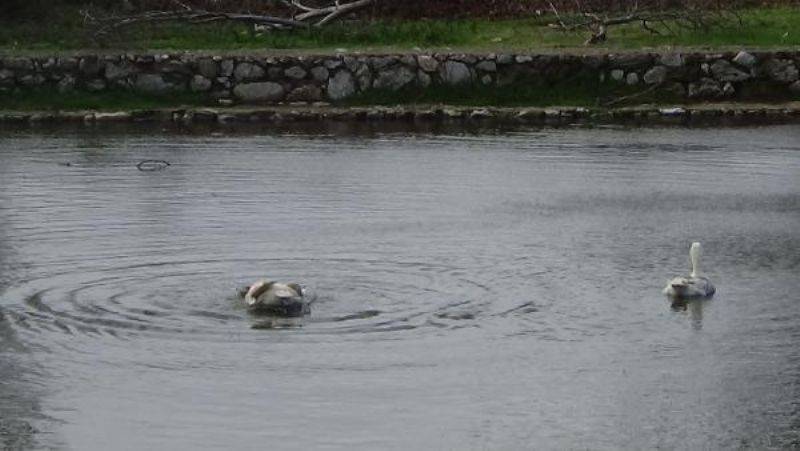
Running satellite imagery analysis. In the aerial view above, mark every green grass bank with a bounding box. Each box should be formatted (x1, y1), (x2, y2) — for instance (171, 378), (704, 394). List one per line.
(1, 8), (799, 53)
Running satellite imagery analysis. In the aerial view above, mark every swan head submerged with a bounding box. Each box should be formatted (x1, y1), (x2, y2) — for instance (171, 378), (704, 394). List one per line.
(243, 280), (306, 316)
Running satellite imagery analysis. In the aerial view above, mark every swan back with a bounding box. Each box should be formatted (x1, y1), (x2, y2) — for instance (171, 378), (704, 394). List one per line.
(664, 276), (715, 298)
(245, 280), (303, 306)
(243, 280), (306, 316)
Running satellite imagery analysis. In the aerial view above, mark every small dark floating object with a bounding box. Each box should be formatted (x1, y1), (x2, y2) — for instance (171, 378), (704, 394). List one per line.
(435, 312), (476, 321)
(136, 159), (171, 171)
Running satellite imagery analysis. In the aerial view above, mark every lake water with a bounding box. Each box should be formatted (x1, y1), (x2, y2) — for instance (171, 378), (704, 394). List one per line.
(1, 123), (799, 450)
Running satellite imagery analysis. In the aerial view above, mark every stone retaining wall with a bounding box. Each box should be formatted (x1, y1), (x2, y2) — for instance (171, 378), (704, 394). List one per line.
(1, 51), (799, 103)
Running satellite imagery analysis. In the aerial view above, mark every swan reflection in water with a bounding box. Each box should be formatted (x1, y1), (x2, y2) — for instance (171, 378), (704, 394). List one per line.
(670, 297), (710, 331)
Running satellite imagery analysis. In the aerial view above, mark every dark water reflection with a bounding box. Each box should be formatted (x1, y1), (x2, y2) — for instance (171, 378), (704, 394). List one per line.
(1, 124), (799, 449)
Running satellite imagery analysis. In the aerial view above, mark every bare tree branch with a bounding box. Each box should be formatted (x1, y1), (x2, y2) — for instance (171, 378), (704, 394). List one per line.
(546, 1), (737, 45)
(316, 0), (375, 27)
(291, 0), (375, 27)
(86, 9), (307, 38)
(85, 0), (377, 39)
(602, 84), (659, 107)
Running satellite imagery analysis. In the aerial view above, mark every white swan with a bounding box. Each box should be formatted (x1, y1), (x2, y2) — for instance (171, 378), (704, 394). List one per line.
(663, 242), (716, 299)
(240, 280), (307, 316)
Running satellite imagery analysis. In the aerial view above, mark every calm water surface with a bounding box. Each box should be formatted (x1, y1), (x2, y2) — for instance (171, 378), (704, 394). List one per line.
(1, 124), (799, 450)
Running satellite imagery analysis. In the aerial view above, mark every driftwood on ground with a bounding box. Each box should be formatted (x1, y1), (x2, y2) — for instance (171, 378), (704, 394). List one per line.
(85, 0), (745, 45)
(545, 0), (743, 45)
(84, 0), (377, 39)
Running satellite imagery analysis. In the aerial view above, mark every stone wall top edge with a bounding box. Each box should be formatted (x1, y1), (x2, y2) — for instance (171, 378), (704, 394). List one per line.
(2, 48), (799, 62)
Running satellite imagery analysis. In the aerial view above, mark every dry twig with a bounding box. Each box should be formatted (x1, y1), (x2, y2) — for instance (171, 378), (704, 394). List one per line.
(85, 0), (376, 39)
(546, 0), (739, 45)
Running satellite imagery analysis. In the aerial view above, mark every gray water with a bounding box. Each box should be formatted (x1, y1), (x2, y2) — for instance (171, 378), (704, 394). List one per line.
(1, 124), (799, 450)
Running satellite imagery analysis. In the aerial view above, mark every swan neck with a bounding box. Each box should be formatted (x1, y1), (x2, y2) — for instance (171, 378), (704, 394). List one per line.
(690, 244), (700, 278)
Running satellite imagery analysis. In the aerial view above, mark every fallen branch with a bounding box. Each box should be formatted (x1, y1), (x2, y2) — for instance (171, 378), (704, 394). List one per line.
(286, 0), (376, 27)
(547, 1), (738, 45)
(601, 84), (660, 107)
(86, 0), (377, 39)
(86, 4), (309, 39)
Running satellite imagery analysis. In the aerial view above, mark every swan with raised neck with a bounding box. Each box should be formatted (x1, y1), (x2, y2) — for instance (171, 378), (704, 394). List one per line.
(663, 242), (716, 299)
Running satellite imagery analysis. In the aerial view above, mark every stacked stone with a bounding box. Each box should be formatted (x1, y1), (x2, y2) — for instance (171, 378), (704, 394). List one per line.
(604, 51), (800, 99)
(1, 51), (799, 103)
